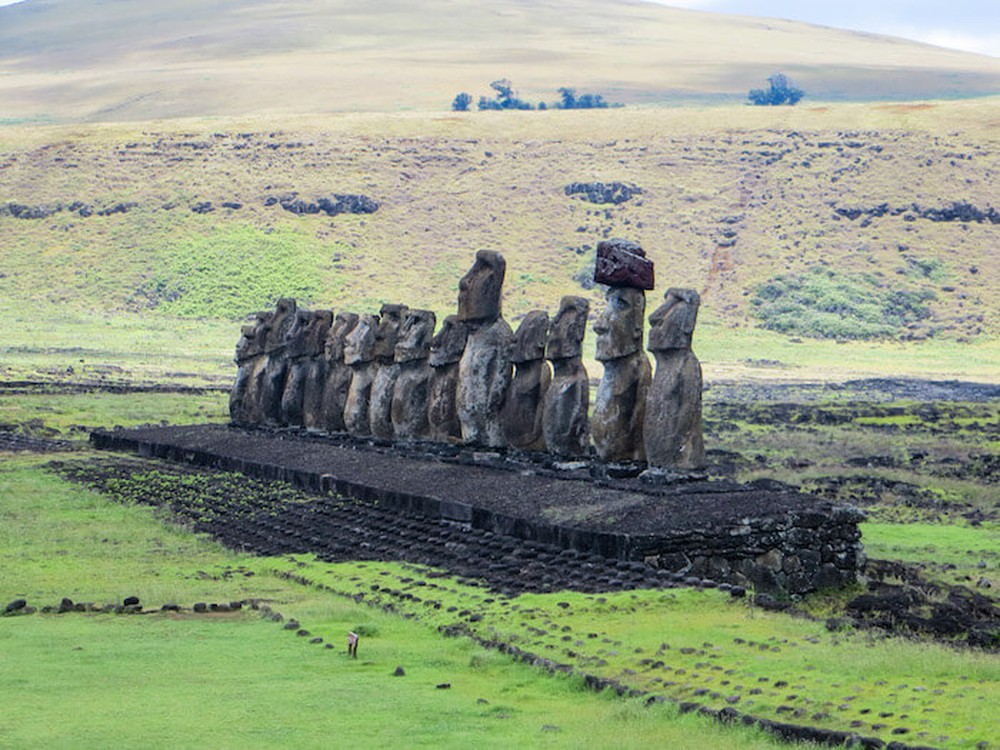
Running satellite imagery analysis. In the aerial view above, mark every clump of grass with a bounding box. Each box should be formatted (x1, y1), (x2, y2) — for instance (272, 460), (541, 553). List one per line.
(750, 266), (935, 340)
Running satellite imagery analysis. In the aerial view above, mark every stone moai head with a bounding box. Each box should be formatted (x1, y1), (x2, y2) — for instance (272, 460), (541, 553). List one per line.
(545, 296), (590, 360)
(457, 250), (506, 323)
(373, 303), (408, 361)
(264, 297), (298, 352)
(395, 309), (437, 363)
(594, 286), (646, 361)
(237, 310), (271, 362)
(510, 311), (550, 364)
(325, 311), (360, 363)
(302, 310), (333, 357)
(648, 288), (701, 352)
(428, 315), (469, 367)
(344, 313), (379, 366)
(282, 307), (315, 356)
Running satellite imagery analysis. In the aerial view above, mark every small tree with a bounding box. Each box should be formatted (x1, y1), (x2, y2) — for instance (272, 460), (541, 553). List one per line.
(478, 79), (534, 110)
(558, 87), (576, 109)
(748, 73), (804, 106)
(451, 92), (472, 112)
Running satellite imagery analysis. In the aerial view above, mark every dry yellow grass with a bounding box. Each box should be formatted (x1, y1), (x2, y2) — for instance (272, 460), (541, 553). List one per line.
(1, 0), (998, 122)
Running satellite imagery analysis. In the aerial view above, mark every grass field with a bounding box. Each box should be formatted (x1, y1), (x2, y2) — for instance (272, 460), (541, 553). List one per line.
(2, 456), (997, 748)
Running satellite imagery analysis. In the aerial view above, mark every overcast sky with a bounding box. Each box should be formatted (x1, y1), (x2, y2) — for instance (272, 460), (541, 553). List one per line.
(649, 0), (999, 57)
(0, 0), (996, 57)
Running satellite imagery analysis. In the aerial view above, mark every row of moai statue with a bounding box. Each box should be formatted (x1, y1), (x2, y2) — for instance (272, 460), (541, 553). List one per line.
(230, 240), (705, 470)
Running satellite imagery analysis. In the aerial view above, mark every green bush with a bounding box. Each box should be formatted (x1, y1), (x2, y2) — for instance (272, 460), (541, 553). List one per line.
(751, 266), (935, 340)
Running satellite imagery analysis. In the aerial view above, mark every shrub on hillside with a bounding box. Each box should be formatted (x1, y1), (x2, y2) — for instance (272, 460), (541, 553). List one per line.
(748, 73), (804, 106)
(451, 92), (472, 112)
(751, 267), (935, 340)
(478, 79), (534, 110)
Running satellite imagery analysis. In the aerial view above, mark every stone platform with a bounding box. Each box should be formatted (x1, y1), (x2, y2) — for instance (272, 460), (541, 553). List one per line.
(91, 424), (865, 596)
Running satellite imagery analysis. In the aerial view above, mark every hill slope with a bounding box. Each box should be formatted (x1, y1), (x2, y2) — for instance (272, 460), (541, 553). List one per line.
(1, 104), (997, 353)
(1, 0), (999, 122)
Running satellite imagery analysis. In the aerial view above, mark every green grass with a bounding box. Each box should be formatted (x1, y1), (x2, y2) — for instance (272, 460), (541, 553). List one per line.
(1, 458), (790, 749)
(0, 391), (228, 441)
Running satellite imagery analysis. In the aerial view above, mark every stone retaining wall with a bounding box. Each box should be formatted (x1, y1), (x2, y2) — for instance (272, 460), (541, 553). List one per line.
(91, 428), (865, 596)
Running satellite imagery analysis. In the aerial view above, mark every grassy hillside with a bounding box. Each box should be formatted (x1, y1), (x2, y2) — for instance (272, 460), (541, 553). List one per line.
(0, 0), (998, 122)
(1, 103), (997, 385)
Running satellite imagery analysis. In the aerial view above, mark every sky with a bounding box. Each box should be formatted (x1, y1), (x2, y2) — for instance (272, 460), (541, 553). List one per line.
(0, 0), (996, 57)
(650, 0), (1000, 57)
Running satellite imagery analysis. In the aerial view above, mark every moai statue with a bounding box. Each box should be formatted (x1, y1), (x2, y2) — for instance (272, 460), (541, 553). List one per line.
(319, 311), (359, 432)
(257, 297), (299, 425)
(455, 250), (513, 447)
(591, 239), (654, 462)
(542, 296), (590, 457)
(427, 315), (469, 443)
(500, 311), (550, 451)
(390, 309), (437, 440)
(644, 288), (706, 470)
(279, 309), (332, 429)
(230, 309), (271, 424)
(342, 313), (380, 437)
(369, 303), (408, 439)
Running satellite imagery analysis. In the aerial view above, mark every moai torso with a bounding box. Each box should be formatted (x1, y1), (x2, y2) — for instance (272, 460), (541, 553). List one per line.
(342, 314), (379, 437)
(390, 309), (436, 440)
(427, 315), (469, 443)
(319, 311), (359, 432)
(643, 288), (706, 470)
(455, 251), (512, 448)
(500, 311), (550, 451)
(369, 303), (408, 439)
(542, 296), (590, 457)
(230, 310), (270, 424)
(258, 298), (298, 425)
(300, 310), (334, 430)
(590, 239), (655, 462)
(280, 309), (332, 427)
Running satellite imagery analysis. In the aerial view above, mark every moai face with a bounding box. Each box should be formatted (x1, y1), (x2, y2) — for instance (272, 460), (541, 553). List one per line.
(594, 286), (646, 361)
(457, 250), (506, 323)
(648, 288), (700, 352)
(344, 313), (379, 365)
(510, 311), (550, 364)
(304, 310), (334, 357)
(237, 311), (271, 361)
(545, 296), (590, 360)
(395, 309), (437, 363)
(282, 307), (314, 356)
(325, 311), (360, 363)
(264, 297), (297, 352)
(428, 315), (469, 367)
(373, 303), (407, 361)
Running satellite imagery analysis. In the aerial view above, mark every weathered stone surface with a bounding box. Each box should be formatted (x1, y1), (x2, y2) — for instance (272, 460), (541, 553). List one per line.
(369, 304), (407, 439)
(391, 309), (436, 440)
(300, 310), (334, 429)
(457, 317), (513, 447)
(592, 286), (650, 462)
(501, 312), (551, 450)
(457, 250), (505, 324)
(644, 288), (705, 469)
(281, 310), (332, 427)
(343, 313), (379, 437)
(319, 311), (359, 432)
(594, 238), (654, 290)
(456, 251), (512, 447)
(427, 316), (469, 443)
(256, 298), (299, 425)
(230, 310), (271, 424)
(543, 296), (590, 456)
